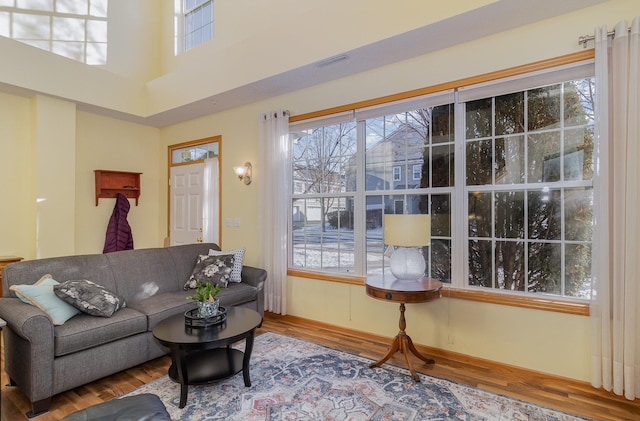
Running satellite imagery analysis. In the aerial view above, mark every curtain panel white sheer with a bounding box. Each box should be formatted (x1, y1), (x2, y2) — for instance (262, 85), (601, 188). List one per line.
(257, 110), (290, 315)
(203, 158), (219, 244)
(591, 17), (640, 401)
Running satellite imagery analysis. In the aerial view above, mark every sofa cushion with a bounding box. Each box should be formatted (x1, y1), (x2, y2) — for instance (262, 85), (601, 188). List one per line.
(217, 282), (260, 308)
(104, 248), (179, 303)
(10, 276), (81, 325)
(209, 247), (245, 283)
(54, 280), (126, 317)
(127, 291), (196, 330)
(54, 308), (147, 357)
(183, 254), (234, 289)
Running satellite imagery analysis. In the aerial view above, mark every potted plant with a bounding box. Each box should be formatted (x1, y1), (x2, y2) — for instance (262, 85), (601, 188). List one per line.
(187, 280), (222, 318)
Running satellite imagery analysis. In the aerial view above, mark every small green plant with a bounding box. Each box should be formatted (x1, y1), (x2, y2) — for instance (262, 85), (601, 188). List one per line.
(187, 280), (221, 302)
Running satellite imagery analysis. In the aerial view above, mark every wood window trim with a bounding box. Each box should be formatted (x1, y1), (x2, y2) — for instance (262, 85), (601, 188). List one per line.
(289, 50), (595, 124)
(287, 51), (595, 318)
(287, 269), (590, 316)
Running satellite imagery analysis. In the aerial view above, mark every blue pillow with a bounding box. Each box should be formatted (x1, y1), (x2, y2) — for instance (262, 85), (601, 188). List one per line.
(10, 275), (80, 325)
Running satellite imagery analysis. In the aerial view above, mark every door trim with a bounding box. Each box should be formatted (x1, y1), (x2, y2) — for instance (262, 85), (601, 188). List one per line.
(167, 136), (222, 245)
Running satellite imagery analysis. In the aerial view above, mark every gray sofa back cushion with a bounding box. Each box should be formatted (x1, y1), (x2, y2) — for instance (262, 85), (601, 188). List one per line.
(105, 248), (179, 303)
(2, 254), (116, 297)
(165, 243), (221, 287)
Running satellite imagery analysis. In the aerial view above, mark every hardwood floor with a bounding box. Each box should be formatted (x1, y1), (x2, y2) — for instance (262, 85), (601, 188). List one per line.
(2, 312), (639, 420)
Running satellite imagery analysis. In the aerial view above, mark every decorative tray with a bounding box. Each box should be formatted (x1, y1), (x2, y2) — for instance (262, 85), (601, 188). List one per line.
(184, 306), (227, 328)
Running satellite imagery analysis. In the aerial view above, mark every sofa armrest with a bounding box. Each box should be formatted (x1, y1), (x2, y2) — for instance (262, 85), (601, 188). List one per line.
(0, 298), (55, 342)
(240, 265), (267, 291)
(0, 298), (55, 406)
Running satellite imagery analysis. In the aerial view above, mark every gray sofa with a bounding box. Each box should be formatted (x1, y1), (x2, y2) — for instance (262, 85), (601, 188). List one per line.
(0, 243), (266, 417)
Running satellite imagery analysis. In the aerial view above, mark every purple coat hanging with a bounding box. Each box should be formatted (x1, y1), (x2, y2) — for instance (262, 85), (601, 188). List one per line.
(103, 193), (134, 253)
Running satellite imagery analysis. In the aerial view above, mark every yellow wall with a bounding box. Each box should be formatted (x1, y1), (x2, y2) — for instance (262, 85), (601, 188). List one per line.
(75, 112), (162, 253)
(0, 0), (638, 383)
(0, 93), (34, 258)
(0, 100), (161, 259)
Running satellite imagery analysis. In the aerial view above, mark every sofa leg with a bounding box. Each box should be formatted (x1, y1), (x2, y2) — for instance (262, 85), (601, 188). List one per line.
(26, 398), (51, 419)
(7, 377), (17, 387)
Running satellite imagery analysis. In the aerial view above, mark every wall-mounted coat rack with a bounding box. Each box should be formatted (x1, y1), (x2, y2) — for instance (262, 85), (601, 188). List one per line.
(94, 170), (142, 206)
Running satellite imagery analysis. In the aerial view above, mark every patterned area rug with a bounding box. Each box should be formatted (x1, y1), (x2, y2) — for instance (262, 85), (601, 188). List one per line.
(124, 332), (588, 420)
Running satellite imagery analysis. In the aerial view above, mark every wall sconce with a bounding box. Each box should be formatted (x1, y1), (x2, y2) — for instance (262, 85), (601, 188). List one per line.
(233, 162), (252, 185)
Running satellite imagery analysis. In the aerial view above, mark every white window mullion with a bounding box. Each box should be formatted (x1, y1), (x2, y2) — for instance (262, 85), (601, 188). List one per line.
(354, 120), (366, 275)
(452, 92), (466, 289)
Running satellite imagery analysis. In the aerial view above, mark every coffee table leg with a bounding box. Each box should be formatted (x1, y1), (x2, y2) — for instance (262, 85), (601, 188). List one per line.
(171, 348), (189, 408)
(242, 331), (255, 387)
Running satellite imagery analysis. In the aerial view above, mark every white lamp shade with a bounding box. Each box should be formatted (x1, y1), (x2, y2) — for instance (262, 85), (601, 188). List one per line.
(384, 213), (431, 280)
(383, 214), (431, 247)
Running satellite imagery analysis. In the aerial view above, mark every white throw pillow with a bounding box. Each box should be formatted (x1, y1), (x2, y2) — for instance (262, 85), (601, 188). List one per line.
(209, 248), (245, 283)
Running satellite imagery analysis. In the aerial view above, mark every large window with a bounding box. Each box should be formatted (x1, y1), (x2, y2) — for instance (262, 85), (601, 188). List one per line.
(290, 60), (595, 301)
(0, 0), (108, 64)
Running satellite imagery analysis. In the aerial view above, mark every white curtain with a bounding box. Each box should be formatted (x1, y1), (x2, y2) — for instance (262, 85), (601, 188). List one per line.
(258, 110), (290, 314)
(203, 157), (220, 245)
(591, 17), (640, 401)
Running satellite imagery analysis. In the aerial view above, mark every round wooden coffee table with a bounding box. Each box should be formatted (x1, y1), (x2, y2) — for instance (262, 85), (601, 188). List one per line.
(152, 306), (262, 408)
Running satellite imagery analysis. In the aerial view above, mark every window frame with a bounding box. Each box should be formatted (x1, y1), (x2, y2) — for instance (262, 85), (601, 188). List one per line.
(174, 0), (214, 54)
(392, 166), (401, 181)
(288, 51), (596, 316)
(0, 0), (108, 64)
(412, 164), (422, 181)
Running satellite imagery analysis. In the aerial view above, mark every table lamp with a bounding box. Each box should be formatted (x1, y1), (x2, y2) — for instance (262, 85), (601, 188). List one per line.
(384, 213), (431, 280)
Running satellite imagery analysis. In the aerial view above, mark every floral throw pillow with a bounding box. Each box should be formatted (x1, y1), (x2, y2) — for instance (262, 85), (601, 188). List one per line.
(183, 254), (234, 289)
(54, 279), (126, 317)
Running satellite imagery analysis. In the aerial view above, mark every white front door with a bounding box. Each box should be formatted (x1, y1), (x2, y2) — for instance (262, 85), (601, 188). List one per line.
(170, 163), (204, 246)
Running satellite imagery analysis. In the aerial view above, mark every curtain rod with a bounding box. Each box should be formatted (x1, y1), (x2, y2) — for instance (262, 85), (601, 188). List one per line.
(578, 27), (632, 48)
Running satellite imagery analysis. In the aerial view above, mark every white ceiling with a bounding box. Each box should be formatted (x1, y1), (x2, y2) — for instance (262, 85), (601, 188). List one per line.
(2, 0), (606, 128)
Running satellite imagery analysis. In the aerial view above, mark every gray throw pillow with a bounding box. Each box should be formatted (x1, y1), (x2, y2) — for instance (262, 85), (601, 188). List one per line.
(54, 280), (126, 317)
(184, 254), (234, 289)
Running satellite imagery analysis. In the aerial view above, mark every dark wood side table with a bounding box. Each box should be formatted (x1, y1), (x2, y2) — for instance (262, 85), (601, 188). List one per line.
(0, 317), (5, 414)
(365, 274), (442, 381)
(0, 256), (23, 297)
(152, 307), (262, 408)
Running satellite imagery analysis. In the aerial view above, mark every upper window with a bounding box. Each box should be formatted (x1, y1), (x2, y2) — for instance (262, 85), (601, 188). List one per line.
(0, 0), (108, 65)
(290, 61), (595, 302)
(392, 166), (401, 181)
(412, 164), (422, 181)
(175, 0), (213, 54)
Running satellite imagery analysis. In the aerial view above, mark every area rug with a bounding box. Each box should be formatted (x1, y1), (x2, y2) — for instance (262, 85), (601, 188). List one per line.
(124, 332), (588, 420)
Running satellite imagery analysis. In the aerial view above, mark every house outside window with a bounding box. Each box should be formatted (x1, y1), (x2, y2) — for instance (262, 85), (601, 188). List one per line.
(290, 60), (595, 302)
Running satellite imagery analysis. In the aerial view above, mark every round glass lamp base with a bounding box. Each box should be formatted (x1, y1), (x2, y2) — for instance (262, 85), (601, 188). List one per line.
(389, 247), (426, 280)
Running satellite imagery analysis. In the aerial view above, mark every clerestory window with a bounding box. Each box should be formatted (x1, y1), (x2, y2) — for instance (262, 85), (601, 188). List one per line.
(174, 0), (213, 54)
(289, 60), (595, 302)
(0, 0), (108, 65)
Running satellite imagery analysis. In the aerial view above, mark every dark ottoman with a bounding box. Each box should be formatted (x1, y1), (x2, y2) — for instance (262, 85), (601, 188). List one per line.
(60, 393), (171, 421)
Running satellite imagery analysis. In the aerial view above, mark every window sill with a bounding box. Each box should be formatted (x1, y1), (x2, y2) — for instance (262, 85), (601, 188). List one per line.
(441, 287), (590, 316)
(287, 269), (590, 316)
